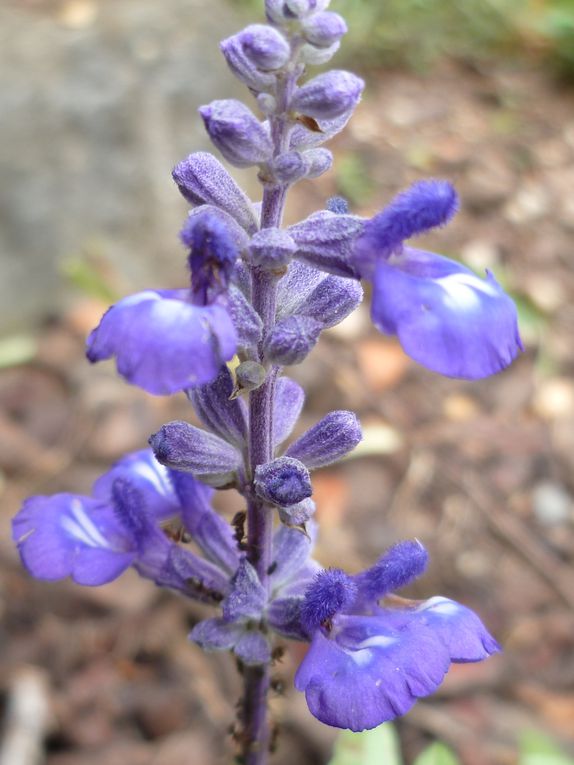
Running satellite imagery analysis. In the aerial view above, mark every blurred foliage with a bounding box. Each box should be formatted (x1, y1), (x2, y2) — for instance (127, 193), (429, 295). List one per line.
(230, 0), (574, 79)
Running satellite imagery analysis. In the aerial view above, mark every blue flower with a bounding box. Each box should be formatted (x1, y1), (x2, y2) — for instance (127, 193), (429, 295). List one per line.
(12, 450), (237, 596)
(294, 541), (500, 731)
(351, 180), (523, 380)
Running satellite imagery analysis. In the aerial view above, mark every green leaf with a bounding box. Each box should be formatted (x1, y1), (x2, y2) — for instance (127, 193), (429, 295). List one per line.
(328, 725), (403, 765)
(413, 742), (460, 765)
(520, 731), (574, 765)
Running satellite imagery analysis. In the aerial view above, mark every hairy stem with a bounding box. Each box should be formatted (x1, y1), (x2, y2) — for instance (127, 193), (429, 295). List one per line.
(241, 64), (297, 765)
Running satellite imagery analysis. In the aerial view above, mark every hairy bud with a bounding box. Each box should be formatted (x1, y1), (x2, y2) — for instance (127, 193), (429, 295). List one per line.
(200, 99), (273, 168)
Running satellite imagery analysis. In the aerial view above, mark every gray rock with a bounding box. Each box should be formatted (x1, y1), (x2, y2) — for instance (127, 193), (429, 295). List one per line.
(0, 0), (254, 333)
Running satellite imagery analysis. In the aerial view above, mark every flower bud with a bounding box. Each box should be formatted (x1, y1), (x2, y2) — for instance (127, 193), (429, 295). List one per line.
(199, 99), (273, 168)
(299, 41), (340, 66)
(297, 274), (363, 329)
(291, 70), (364, 121)
(240, 24), (291, 71)
(289, 210), (365, 278)
(232, 361), (267, 397)
(286, 410), (362, 468)
(257, 93), (277, 115)
(278, 497), (316, 526)
(304, 147), (333, 178)
(248, 227), (297, 269)
(173, 153), (258, 234)
(149, 421), (240, 488)
(254, 456), (312, 507)
(186, 367), (248, 448)
(269, 151), (308, 184)
(220, 34), (276, 92)
(265, 0), (330, 24)
(302, 11), (347, 47)
(263, 315), (322, 365)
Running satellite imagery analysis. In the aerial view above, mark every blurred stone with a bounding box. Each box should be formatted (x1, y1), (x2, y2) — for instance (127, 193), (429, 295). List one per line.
(0, 0), (243, 334)
(443, 394), (480, 422)
(532, 482), (573, 526)
(504, 182), (551, 224)
(532, 378), (574, 420)
(524, 273), (566, 313)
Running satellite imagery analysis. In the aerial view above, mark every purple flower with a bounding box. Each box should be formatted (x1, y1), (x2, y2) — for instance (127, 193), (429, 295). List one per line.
(295, 540), (500, 731)
(351, 180), (523, 380)
(86, 289), (236, 395)
(12, 450), (234, 598)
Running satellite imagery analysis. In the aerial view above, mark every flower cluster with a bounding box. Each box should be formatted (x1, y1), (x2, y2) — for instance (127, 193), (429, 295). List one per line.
(13, 0), (520, 757)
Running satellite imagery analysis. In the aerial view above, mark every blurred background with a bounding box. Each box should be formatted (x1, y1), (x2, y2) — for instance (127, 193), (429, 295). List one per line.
(1, 0), (574, 763)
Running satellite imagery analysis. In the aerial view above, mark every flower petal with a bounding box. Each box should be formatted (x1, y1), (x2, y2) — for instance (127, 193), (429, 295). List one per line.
(92, 449), (179, 523)
(86, 290), (237, 395)
(371, 251), (522, 380)
(13, 494), (134, 586)
(295, 614), (450, 731)
(410, 596), (501, 662)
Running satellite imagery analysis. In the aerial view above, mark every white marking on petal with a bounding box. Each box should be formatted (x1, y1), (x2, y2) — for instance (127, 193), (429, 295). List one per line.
(131, 459), (172, 497)
(437, 273), (498, 313)
(356, 635), (397, 651)
(418, 596), (460, 616)
(60, 499), (113, 549)
(119, 290), (162, 308)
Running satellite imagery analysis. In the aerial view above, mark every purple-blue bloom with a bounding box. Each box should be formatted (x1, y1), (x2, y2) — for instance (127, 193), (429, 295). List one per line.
(295, 540), (500, 731)
(86, 289), (237, 395)
(351, 180), (523, 380)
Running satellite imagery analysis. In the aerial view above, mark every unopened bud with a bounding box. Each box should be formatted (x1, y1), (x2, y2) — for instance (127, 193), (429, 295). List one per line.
(240, 24), (291, 71)
(200, 99), (273, 168)
(230, 361), (267, 399)
(254, 456), (312, 507)
(302, 11), (347, 47)
(248, 227), (297, 269)
(291, 70), (364, 121)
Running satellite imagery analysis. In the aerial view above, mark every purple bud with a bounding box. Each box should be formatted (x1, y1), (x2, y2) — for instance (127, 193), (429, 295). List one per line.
(291, 71), (364, 121)
(278, 497), (316, 526)
(289, 211), (365, 278)
(273, 376), (305, 447)
(226, 286), (263, 351)
(271, 523), (316, 589)
(290, 109), (354, 150)
(327, 196), (349, 214)
(220, 35), (276, 92)
(352, 180), (460, 278)
(304, 148), (333, 179)
(223, 558), (267, 622)
(172, 152), (258, 233)
(248, 227), (297, 269)
(254, 456), (312, 507)
(267, 597), (306, 641)
(299, 40), (340, 66)
(301, 568), (358, 634)
(355, 540), (429, 603)
(234, 631), (271, 666)
(190, 617), (242, 651)
(302, 11), (347, 47)
(286, 411), (362, 468)
(263, 315), (322, 365)
(269, 151), (309, 184)
(199, 99), (273, 168)
(186, 367), (248, 449)
(257, 93), (277, 115)
(149, 421), (240, 487)
(297, 274), (363, 329)
(184, 204), (251, 251)
(180, 210), (239, 305)
(239, 24), (291, 71)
